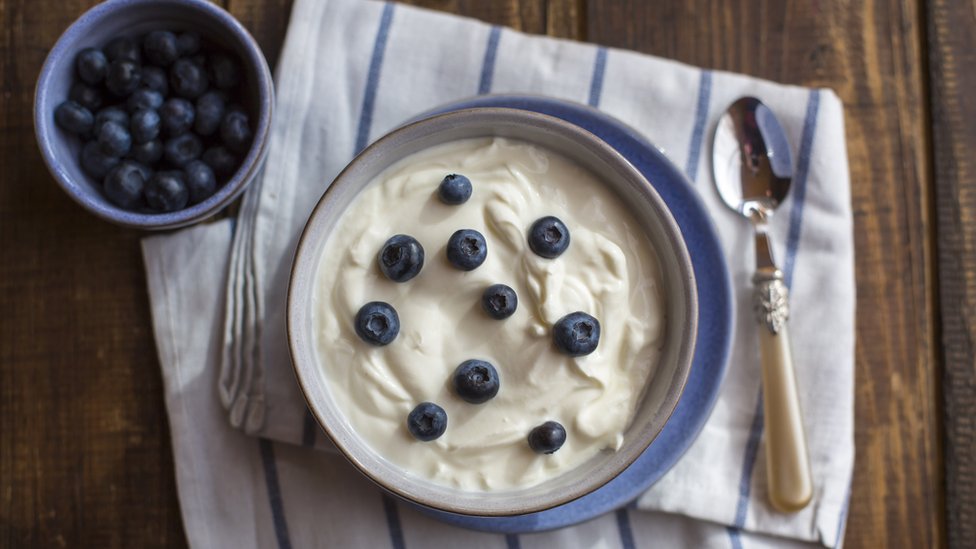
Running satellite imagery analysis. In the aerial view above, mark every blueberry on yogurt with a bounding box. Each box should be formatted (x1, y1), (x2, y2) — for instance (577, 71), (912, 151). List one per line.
(407, 402), (448, 441)
(437, 173), (472, 205)
(378, 234), (425, 282)
(452, 359), (500, 404)
(528, 421), (567, 454)
(354, 301), (400, 346)
(446, 229), (487, 271)
(528, 216), (571, 258)
(553, 312), (601, 356)
(481, 284), (517, 319)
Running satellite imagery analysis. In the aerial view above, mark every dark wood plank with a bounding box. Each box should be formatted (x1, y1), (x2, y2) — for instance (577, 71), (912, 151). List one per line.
(584, 1), (942, 547)
(926, 0), (976, 547)
(0, 1), (184, 547)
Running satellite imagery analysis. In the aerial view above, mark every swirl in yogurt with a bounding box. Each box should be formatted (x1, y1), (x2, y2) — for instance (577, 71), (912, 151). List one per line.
(313, 137), (664, 490)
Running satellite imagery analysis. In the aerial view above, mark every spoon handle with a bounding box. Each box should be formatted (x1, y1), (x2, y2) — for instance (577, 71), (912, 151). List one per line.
(753, 267), (813, 512)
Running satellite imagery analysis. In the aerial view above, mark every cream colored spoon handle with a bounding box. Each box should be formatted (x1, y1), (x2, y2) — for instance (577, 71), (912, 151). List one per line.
(754, 269), (813, 512)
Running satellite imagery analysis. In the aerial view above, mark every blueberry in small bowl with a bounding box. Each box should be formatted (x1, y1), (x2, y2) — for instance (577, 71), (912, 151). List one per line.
(34, 0), (273, 230)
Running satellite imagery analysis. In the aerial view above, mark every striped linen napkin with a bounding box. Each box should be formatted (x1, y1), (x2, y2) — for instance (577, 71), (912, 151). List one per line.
(142, 0), (855, 546)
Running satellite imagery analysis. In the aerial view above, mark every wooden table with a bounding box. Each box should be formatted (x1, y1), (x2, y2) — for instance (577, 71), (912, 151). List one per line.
(2, 0), (972, 547)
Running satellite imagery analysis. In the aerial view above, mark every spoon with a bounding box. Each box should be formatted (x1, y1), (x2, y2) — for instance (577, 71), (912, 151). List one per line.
(712, 96), (813, 512)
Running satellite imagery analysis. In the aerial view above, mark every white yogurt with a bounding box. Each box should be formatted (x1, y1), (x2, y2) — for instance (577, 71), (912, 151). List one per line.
(313, 137), (664, 491)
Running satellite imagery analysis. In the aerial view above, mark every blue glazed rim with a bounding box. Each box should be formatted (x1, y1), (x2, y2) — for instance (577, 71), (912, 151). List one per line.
(409, 95), (734, 533)
(33, 0), (274, 230)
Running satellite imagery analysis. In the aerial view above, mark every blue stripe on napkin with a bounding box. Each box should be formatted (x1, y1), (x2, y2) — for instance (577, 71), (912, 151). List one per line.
(382, 493), (407, 549)
(834, 483), (852, 545)
(588, 47), (608, 107)
(734, 395), (766, 526)
(783, 90), (822, 289)
(478, 26), (502, 95)
(355, 2), (397, 153)
(616, 508), (637, 549)
(685, 70), (713, 181)
(505, 533), (521, 549)
(259, 438), (293, 549)
(302, 409), (317, 447)
(728, 89), (822, 535)
(727, 526), (744, 549)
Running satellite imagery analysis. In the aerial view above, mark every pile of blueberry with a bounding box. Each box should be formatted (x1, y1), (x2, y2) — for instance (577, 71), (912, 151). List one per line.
(353, 173), (603, 455)
(53, 30), (252, 213)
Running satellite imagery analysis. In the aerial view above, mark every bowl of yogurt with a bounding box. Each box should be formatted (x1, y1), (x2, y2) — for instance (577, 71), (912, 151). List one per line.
(287, 107), (697, 517)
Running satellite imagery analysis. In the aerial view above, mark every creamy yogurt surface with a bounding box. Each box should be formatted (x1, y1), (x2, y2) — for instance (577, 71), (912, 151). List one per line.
(312, 137), (664, 491)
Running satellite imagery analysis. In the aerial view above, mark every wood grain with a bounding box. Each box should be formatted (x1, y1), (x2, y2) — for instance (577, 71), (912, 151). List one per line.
(0, 0), (951, 547)
(926, 0), (976, 547)
(0, 1), (184, 547)
(588, 1), (942, 546)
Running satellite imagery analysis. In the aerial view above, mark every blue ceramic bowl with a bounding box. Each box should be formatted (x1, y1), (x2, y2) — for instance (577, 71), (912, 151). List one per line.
(288, 108), (698, 517)
(34, 0), (273, 230)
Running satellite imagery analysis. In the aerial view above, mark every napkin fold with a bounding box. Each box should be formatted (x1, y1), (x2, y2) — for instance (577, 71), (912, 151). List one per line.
(143, 0), (855, 546)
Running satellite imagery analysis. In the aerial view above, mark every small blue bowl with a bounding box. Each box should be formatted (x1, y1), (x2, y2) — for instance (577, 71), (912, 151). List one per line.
(34, 0), (274, 230)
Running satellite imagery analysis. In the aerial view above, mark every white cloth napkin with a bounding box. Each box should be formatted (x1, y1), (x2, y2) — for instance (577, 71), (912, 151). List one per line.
(142, 0), (856, 547)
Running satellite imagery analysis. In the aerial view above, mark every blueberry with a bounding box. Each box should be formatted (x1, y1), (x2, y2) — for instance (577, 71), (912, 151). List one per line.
(96, 120), (131, 157)
(130, 109), (161, 144)
(184, 160), (217, 204)
(160, 98), (195, 136)
(208, 52), (240, 89)
(164, 133), (203, 167)
(202, 146), (238, 178)
(406, 402), (447, 442)
(80, 141), (120, 180)
(104, 37), (141, 63)
(446, 229), (487, 271)
(145, 170), (189, 212)
(69, 81), (103, 112)
(103, 161), (147, 209)
(94, 106), (129, 135)
(176, 32), (201, 56)
(194, 91), (225, 136)
(354, 301), (399, 346)
(54, 101), (93, 134)
(452, 359), (500, 404)
(130, 139), (163, 165)
(76, 48), (108, 84)
(437, 173), (472, 205)
(220, 109), (252, 153)
(143, 30), (179, 67)
(188, 53), (207, 68)
(552, 312), (601, 356)
(127, 88), (164, 112)
(128, 160), (153, 181)
(105, 60), (142, 97)
(527, 421), (567, 454)
(378, 234), (424, 283)
(481, 284), (518, 319)
(528, 216), (571, 258)
(141, 66), (169, 95)
(169, 58), (208, 99)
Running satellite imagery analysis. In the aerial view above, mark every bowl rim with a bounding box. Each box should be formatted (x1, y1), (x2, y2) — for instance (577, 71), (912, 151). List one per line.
(287, 107), (698, 517)
(33, 0), (274, 230)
